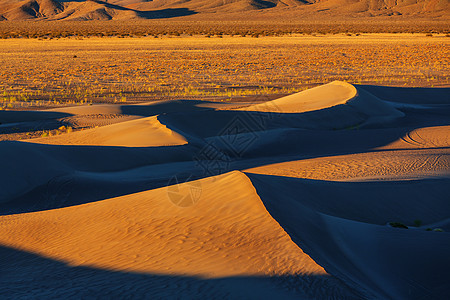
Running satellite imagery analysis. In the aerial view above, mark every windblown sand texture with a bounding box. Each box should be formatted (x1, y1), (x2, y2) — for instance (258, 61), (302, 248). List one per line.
(1, 82), (449, 298)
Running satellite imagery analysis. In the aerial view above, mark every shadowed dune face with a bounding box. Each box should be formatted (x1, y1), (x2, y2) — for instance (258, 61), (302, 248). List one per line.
(247, 173), (450, 299)
(0, 246), (359, 299)
(0, 82), (449, 299)
(235, 81), (405, 127)
(157, 81), (406, 139)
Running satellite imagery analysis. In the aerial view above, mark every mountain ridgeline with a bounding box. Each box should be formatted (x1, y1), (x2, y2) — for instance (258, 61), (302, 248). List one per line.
(0, 0), (448, 21)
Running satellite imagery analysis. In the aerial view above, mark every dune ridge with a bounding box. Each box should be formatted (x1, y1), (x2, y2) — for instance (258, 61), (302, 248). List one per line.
(27, 116), (188, 147)
(238, 80), (405, 128)
(0, 171), (361, 298)
(1, 82), (449, 298)
(238, 81), (358, 113)
(0, 171), (326, 277)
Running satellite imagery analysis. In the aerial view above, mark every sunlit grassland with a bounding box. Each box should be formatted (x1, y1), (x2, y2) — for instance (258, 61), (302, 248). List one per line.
(0, 34), (448, 110)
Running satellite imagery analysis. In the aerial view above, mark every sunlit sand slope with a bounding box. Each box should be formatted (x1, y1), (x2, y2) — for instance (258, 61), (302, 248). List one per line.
(1, 82), (449, 299)
(238, 80), (405, 128)
(381, 125), (450, 150)
(28, 116), (187, 147)
(239, 81), (358, 113)
(0, 172), (359, 298)
(246, 148), (450, 180)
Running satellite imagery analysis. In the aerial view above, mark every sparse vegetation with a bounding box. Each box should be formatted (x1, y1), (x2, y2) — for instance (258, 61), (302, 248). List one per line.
(40, 126), (73, 138)
(0, 34), (448, 110)
(0, 21), (448, 39)
(389, 220), (446, 232)
(389, 222), (408, 229)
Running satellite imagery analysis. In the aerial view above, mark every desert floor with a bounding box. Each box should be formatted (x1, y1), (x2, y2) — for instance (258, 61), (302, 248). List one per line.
(1, 34), (448, 110)
(0, 35), (449, 299)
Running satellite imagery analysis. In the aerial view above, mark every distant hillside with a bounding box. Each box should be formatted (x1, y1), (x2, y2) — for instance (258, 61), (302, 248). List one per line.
(0, 0), (448, 21)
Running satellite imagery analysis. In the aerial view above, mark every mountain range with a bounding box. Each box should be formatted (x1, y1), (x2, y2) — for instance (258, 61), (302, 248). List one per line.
(0, 0), (448, 22)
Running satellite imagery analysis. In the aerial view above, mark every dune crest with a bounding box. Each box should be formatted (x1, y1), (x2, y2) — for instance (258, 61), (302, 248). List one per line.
(0, 171), (326, 278)
(239, 81), (358, 113)
(1, 82), (449, 298)
(239, 81), (404, 128)
(27, 116), (187, 147)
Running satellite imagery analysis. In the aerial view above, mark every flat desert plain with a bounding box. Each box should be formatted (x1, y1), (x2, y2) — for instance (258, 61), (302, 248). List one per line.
(0, 33), (449, 299)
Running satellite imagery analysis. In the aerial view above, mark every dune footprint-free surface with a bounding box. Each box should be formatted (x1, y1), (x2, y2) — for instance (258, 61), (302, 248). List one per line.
(1, 81), (449, 299)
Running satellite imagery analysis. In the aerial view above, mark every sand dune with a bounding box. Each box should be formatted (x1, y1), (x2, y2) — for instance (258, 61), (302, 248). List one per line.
(28, 116), (187, 147)
(1, 82), (449, 298)
(238, 80), (405, 128)
(238, 81), (358, 113)
(246, 148), (450, 181)
(0, 172), (358, 298)
(248, 173), (450, 299)
(381, 125), (450, 150)
(0, 171), (325, 277)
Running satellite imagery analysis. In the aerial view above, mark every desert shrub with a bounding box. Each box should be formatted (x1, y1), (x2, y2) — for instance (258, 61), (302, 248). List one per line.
(425, 227), (444, 232)
(389, 222), (408, 229)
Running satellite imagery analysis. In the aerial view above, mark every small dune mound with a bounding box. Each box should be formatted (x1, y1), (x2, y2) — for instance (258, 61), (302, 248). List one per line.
(156, 82), (405, 141)
(381, 125), (450, 150)
(27, 116), (187, 147)
(238, 81), (404, 128)
(239, 81), (358, 114)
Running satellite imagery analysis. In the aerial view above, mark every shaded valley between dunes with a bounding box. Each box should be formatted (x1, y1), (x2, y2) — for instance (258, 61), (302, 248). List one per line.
(1, 82), (449, 299)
